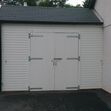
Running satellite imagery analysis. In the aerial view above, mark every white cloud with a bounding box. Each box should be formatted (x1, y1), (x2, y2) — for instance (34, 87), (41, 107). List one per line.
(66, 0), (85, 6)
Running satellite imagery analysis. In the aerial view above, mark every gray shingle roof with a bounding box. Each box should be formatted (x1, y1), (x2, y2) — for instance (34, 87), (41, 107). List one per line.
(0, 6), (103, 24)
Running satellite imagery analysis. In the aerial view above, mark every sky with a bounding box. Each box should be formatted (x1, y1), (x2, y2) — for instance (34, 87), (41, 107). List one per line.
(66, 0), (85, 6)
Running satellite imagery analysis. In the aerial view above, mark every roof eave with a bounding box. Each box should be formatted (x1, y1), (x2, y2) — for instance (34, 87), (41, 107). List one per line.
(0, 20), (103, 25)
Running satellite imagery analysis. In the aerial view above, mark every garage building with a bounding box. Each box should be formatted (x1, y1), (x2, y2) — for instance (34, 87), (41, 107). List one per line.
(0, 6), (103, 91)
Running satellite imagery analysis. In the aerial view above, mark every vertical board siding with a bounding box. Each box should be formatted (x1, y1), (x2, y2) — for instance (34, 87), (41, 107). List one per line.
(2, 24), (103, 91)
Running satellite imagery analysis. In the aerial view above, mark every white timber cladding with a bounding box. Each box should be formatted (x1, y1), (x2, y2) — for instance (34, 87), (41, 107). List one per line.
(2, 24), (103, 91)
(2, 25), (30, 91)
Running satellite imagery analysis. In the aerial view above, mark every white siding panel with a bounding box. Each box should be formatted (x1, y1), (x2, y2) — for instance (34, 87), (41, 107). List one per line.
(80, 32), (103, 89)
(2, 25), (29, 91)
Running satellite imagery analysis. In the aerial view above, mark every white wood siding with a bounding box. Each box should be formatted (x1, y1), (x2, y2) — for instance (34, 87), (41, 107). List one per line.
(2, 24), (103, 91)
(80, 29), (103, 89)
(2, 25), (30, 91)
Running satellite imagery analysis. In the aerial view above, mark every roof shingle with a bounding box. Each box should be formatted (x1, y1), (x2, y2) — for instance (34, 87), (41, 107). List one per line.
(0, 6), (103, 24)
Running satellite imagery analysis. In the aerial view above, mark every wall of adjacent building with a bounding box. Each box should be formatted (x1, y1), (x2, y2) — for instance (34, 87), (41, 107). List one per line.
(95, 0), (111, 93)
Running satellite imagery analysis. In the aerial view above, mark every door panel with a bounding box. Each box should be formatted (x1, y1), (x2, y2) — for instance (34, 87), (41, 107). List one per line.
(30, 33), (54, 90)
(30, 32), (79, 91)
(54, 33), (79, 90)
(54, 34), (66, 90)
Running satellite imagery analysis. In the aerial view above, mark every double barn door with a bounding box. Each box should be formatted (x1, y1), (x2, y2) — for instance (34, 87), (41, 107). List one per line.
(29, 32), (79, 91)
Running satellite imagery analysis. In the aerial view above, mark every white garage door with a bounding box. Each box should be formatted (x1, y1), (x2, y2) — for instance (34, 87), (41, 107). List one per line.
(30, 33), (54, 90)
(29, 32), (79, 91)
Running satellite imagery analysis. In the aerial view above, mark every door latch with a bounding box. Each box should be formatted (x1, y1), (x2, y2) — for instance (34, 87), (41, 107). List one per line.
(51, 59), (57, 66)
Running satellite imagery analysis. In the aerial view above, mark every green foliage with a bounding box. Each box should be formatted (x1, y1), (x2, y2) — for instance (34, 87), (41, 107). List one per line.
(39, 0), (68, 7)
(64, 4), (74, 8)
(75, 4), (82, 8)
(5, 0), (19, 5)
(4, 0), (38, 6)
(38, 0), (48, 7)
(83, 0), (89, 8)
(38, 0), (82, 8)
(3, 0), (68, 7)
(2, 0), (83, 8)
(25, 0), (37, 6)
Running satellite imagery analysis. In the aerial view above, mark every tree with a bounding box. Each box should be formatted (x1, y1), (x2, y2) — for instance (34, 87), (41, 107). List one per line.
(1, 0), (67, 7)
(39, 0), (68, 7)
(1, 0), (82, 8)
(83, 0), (96, 9)
(38, 0), (50, 7)
(1, 0), (38, 6)
(83, 0), (89, 8)
(64, 4), (74, 8)
(75, 4), (82, 8)
(38, 0), (83, 8)
(24, 0), (38, 6)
